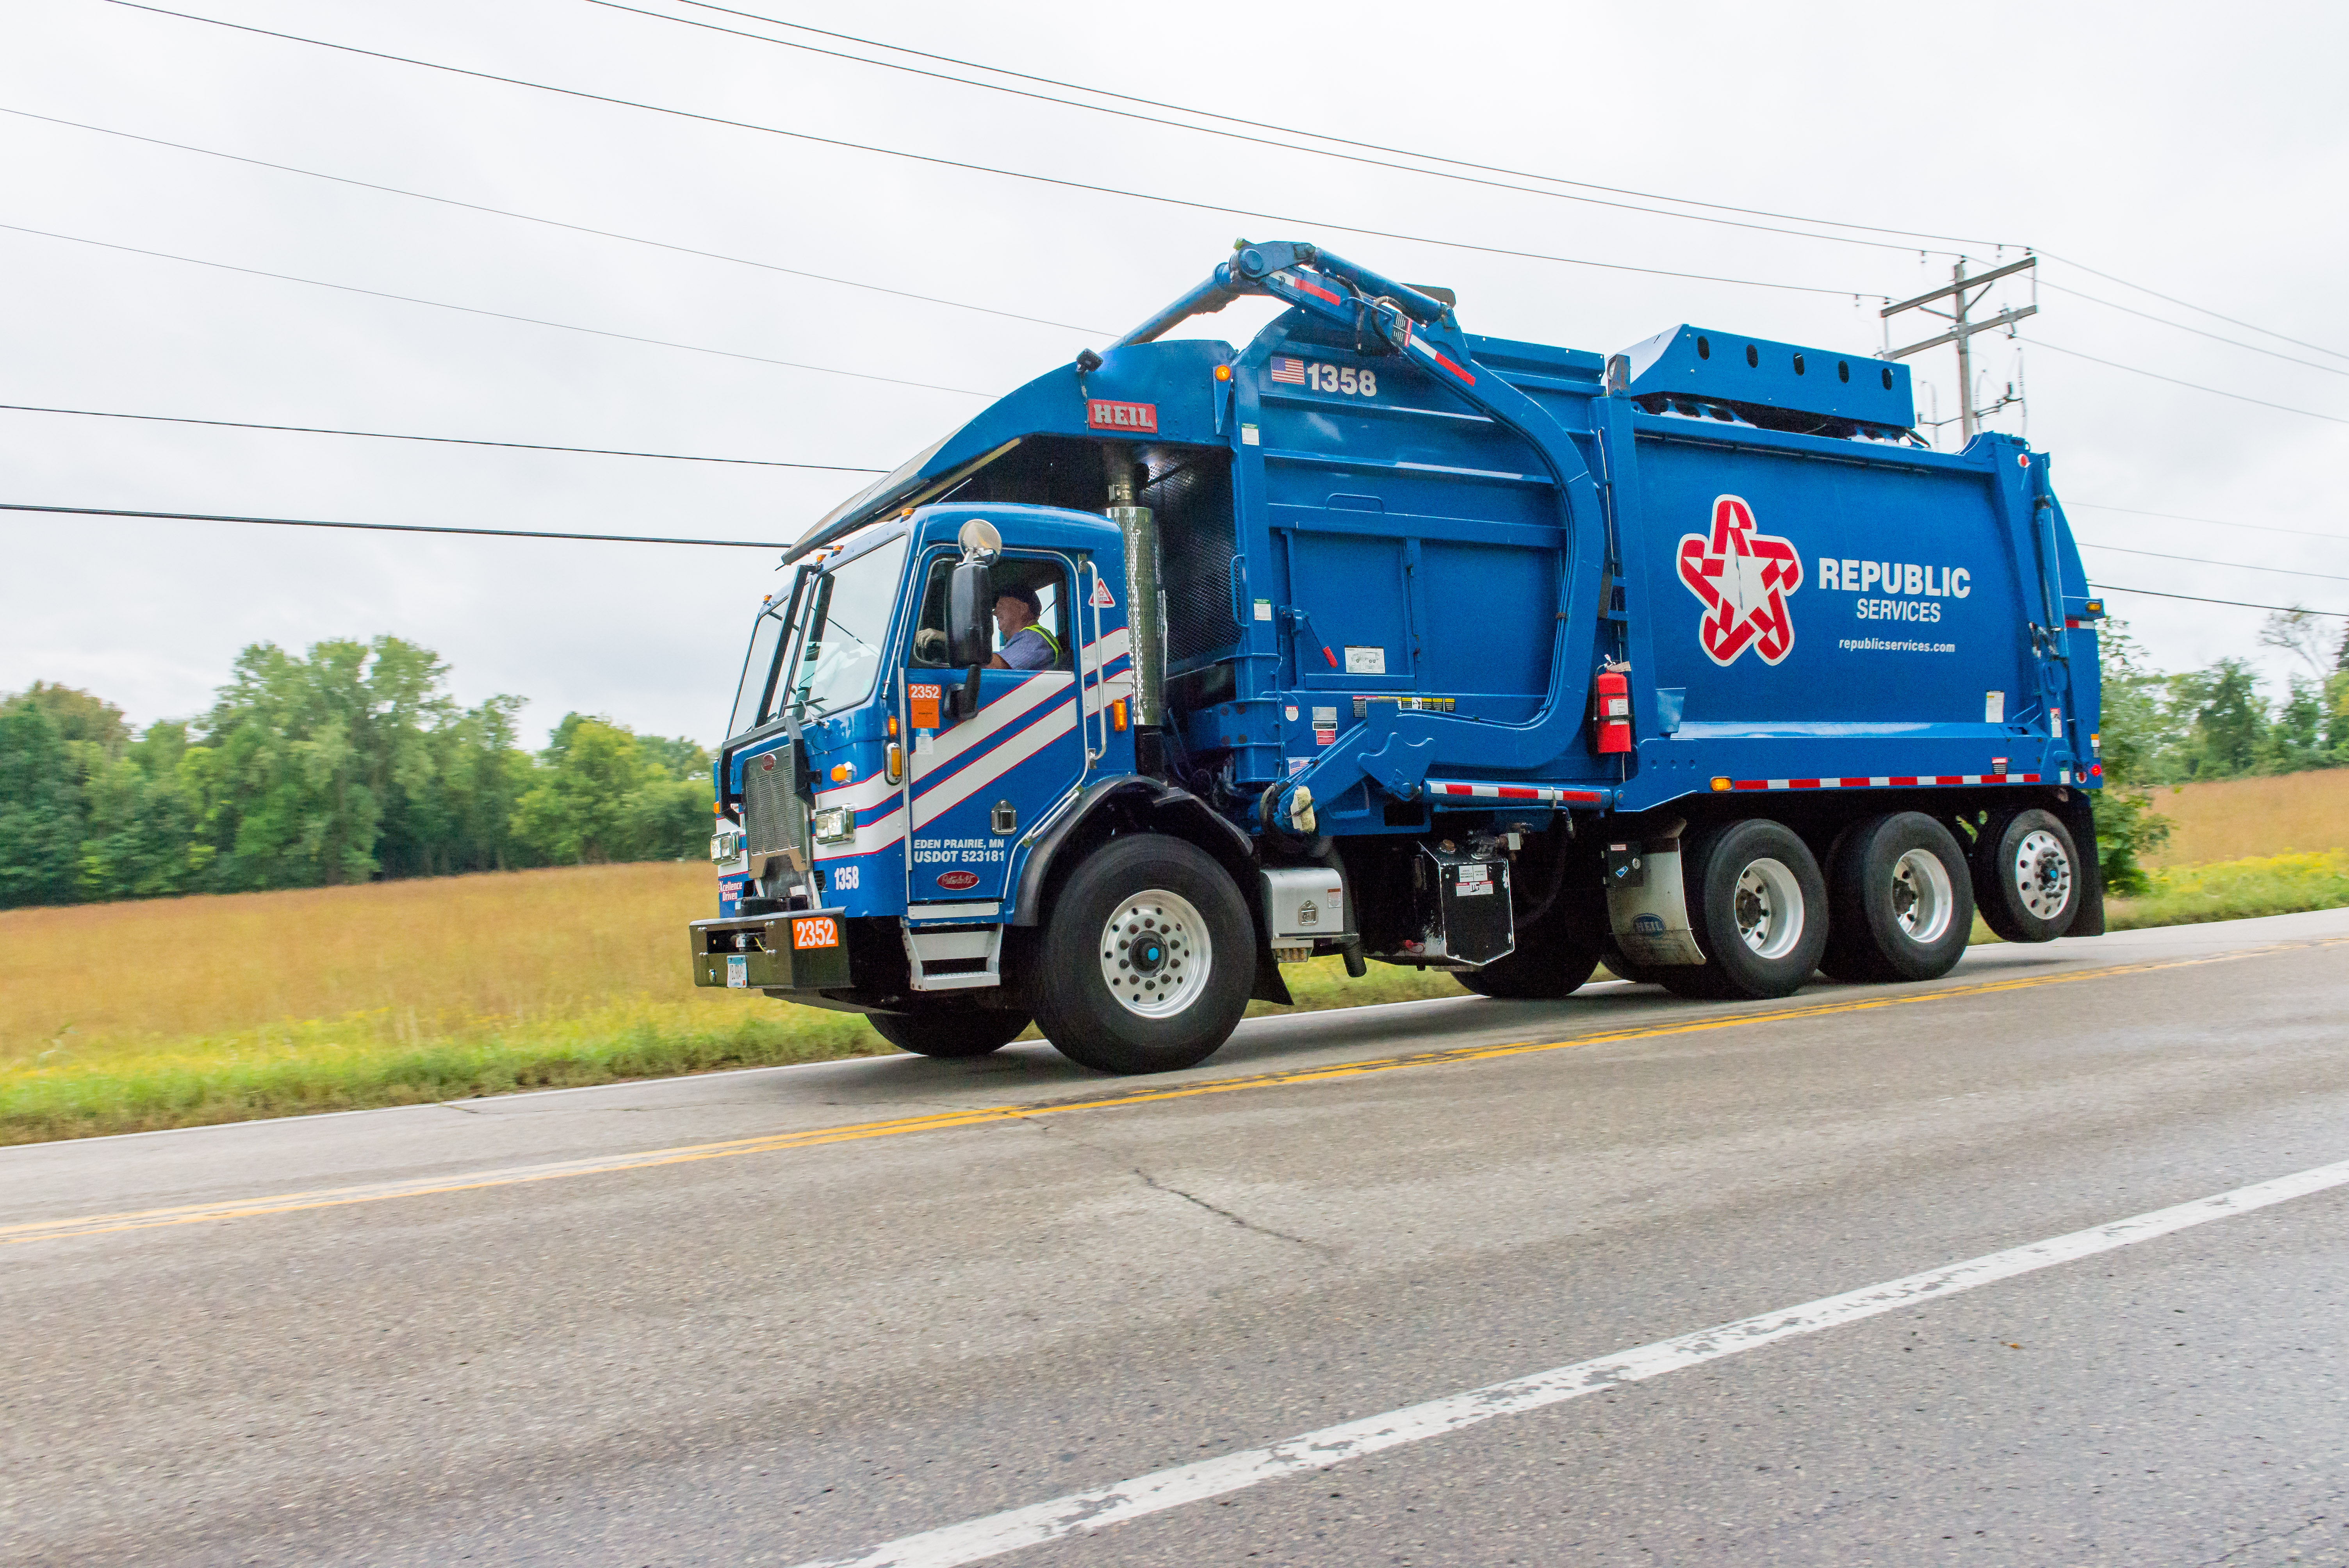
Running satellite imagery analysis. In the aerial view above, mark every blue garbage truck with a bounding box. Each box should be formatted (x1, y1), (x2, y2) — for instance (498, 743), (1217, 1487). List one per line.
(693, 241), (2107, 1074)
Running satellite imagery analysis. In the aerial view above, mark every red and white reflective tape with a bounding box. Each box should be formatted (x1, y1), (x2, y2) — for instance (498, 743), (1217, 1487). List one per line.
(1428, 780), (1608, 805)
(1729, 772), (2043, 792)
(1398, 320), (1477, 385)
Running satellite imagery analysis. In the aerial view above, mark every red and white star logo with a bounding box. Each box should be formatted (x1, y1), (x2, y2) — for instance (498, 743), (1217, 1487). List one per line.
(1677, 495), (1802, 666)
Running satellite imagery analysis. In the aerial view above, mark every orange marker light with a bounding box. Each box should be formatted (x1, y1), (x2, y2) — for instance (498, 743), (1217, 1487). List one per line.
(1111, 698), (1129, 732)
(1213, 364), (1232, 382)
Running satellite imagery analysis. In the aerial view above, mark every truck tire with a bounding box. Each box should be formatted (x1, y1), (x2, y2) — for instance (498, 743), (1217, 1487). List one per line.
(1675, 819), (1830, 1000)
(1456, 921), (1602, 998)
(1973, 807), (2081, 943)
(866, 1006), (1030, 1059)
(1820, 813), (1975, 982)
(1029, 832), (1255, 1074)
(1597, 938), (1675, 987)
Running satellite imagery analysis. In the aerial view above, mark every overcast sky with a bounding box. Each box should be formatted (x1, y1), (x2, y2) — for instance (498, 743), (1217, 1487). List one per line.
(6, 0), (2346, 747)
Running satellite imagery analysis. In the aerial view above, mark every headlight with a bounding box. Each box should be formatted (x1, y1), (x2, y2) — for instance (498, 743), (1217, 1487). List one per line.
(812, 806), (854, 845)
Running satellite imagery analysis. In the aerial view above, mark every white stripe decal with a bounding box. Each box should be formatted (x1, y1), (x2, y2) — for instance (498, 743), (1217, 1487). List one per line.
(794, 1155), (2349, 1568)
(913, 698), (1080, 831)
(913, 673), (1073, 784)
(811, 631), (1130, 857)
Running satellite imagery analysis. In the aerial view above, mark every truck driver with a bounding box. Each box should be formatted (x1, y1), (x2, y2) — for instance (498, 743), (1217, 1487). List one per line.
(989, 585), (1061, 671)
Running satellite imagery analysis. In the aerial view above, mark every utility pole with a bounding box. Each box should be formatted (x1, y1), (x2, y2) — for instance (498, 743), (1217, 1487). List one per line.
(1880, 255), (2037, 443)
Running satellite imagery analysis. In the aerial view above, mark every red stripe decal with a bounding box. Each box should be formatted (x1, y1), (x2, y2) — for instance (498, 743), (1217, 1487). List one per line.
(1889, 776), (1919, 786)
(1789, 778), (1822, 789)
(1497, 786), (1538, 799)
(1733, 780), (1767, 791)
(1431, 350), (1476, 385)
(1558, 790), (1602, 803)
(1839, 777), (1869, 788)
(1440, 784), (1473, 795)
(1297, 276), (1342, 304)
(1934, 775), (1963, 785)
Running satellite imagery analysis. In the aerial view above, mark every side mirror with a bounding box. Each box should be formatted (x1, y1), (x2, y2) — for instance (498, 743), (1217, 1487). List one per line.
(947, 560), (993, 668)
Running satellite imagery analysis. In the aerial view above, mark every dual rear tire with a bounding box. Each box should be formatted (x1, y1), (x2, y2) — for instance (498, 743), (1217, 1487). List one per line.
(1643, 812), (1975, 1001)
(1819, 813), (1976, 982)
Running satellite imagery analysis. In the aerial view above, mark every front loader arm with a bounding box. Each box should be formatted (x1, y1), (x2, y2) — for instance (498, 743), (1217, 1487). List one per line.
(1120, 243), (1609, 832)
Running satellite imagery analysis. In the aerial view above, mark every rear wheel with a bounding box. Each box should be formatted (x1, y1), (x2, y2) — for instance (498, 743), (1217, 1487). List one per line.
(1973, 807), (2080, 943)
(1029, 833), (1254, 1074)
(1680, 819), (1830, 999)
(1821, 813), (1975, 982)
(866, 1006), (1030, 1059)
(1456, 919), (1602, 998)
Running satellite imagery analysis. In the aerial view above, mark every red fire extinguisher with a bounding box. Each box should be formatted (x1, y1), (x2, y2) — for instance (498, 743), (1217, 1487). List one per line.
(1592, 663), (1632, 754)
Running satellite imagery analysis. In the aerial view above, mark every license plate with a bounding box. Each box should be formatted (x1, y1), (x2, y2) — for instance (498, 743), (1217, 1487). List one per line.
(725, 954), (748, 989)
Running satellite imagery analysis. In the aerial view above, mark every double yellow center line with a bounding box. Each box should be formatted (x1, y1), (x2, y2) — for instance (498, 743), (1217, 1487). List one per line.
(7, 938), (2337, 1248)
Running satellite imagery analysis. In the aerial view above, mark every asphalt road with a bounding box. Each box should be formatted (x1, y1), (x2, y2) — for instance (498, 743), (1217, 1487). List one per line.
(5, 909), (2347, 1567)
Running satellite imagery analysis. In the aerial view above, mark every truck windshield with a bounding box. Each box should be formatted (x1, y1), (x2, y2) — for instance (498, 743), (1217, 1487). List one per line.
(780, 538), (908, 718)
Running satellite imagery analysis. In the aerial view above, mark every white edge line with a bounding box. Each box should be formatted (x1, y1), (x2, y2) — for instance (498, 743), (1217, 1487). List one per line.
(797, 1155), (2349, 1568)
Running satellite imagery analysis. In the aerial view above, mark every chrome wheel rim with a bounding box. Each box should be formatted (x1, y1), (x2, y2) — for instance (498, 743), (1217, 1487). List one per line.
(1098, 889), (1210, 1017)
(1889, 847), (1956, 944)
(1732, 857), (1805, 960)
(2011, 829), (2073, 920)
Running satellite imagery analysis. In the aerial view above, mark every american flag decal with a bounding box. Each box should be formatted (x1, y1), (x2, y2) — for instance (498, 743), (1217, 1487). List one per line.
(1269, 356), (1306, 385)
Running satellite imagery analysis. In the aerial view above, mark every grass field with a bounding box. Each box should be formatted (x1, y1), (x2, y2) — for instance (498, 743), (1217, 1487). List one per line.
(2142, 767), (2349, 866)
(0, 864), (1463, 1145)
(10, 826), (2348, 1146)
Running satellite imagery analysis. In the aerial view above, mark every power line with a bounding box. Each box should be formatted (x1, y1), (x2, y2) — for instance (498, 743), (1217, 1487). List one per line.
(582, 0), (1952, 257)
(2076, 539), (2349, 581)
(0, 105), (1109, 337)
(0, 222), (990, 398)
(0, 403), (888, 470)
(0, 502), (790, 548)
(2028, 339), (2349, 426)
(2068, 502), (2349, 545)
(661, 0), (2012, 251)
(2039, 279), (2349, 379)
(2089, 581), (2349, 618)
(100, 0), (1872, 299)
(2039, 251), (2349, 365)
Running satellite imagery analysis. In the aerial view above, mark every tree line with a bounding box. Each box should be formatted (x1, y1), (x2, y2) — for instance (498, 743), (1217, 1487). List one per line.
(2091, 610), (2349, 892)
(0, 636), (713, 910)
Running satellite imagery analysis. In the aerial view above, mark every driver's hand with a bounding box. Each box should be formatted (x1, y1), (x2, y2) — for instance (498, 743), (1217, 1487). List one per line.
(913, 627), (946, 659)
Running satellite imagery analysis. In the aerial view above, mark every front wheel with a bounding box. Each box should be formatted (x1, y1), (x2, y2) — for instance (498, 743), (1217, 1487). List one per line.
(866, 1006), (1031, 1059)
(1029, 833), (1255, 1074)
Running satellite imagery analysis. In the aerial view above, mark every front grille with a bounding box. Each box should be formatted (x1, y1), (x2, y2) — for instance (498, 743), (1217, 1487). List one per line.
(743, 748), (806, 864)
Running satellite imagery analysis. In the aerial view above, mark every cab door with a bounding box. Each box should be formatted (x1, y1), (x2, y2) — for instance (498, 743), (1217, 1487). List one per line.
(901, 549), (1090, 911)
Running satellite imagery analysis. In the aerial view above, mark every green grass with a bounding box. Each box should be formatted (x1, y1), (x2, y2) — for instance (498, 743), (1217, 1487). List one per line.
(2104, 850), (2349, 930)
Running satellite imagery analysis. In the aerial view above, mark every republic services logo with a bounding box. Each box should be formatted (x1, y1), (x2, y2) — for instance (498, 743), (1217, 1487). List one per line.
(1677, 494), (1802, 666)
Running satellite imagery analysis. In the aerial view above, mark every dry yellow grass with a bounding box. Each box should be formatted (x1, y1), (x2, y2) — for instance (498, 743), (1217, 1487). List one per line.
(0, 863), (1465, 1142)
(0, 862), (747, 1062)
(2141, 767), (2349, 867)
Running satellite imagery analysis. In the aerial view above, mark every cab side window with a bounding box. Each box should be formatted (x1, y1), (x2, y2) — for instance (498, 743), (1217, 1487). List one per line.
(909, 553), (1073, 672)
